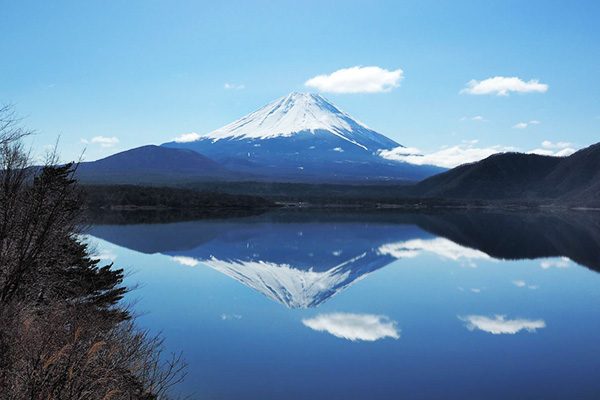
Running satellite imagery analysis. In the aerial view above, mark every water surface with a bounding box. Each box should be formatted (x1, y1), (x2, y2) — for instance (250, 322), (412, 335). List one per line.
(87, 210), (600, 399)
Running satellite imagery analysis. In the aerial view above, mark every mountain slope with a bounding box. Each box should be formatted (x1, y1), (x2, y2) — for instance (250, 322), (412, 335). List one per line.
(411, 142), (600, 206)
(163, 92), (443, 183)
(541, 142), (600, 203)
(76, 145), (238, 184)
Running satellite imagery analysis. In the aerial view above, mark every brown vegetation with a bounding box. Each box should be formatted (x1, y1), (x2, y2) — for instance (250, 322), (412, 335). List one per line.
(0, 106), (185, 399)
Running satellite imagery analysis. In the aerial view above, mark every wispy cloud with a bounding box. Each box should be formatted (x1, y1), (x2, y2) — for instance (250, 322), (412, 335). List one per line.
(224, 83), (245, 90)
(542, 140), (572, 149)
(513, 120), (541, 129)
(461, 76), (548, 96)
(459, 315), (546, 334)
(220, 313), (242, 321)
(512, 280), (539, 289)
(173, 132), (201, 143)
(81, 136), (119, 148)
(302, 313), (400, 342)
(305, 66), (403, 93)
(461, 115), (487, 122)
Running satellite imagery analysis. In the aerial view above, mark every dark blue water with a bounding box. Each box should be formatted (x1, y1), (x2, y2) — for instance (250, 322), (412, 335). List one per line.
(87, 211), (600, 399)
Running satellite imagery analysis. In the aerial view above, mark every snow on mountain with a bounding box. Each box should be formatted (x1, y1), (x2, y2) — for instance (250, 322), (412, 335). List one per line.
(163, 92), (444, 182)
(169, 249), (393, 309)
(201, 92), (396, 151)
(199, 254), (375, 309)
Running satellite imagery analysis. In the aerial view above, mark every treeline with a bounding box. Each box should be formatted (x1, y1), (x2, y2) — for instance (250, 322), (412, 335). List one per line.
(0, 106), (184, 399)
(179, 181), (567, 209)
(82, 174), (573, 211)
(83, 184), (275, 210)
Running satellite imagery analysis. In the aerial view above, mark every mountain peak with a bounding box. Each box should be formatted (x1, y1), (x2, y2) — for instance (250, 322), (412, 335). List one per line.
(200, 92), (385, 149)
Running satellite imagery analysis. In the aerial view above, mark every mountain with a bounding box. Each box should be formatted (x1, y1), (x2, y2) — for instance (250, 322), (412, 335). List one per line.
(163, 92), (444, 183)
(76, 145), (239, 184)
(411, 142), (600, 206)
(87, 209), (600, 308)
(87, 216), (432, 308)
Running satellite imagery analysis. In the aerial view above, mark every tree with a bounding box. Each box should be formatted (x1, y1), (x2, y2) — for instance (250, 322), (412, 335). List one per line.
(0, 106), (185, 399)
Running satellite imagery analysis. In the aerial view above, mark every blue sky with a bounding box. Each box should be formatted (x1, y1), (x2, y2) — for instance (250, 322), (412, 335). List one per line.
(1, 0), (599, 163)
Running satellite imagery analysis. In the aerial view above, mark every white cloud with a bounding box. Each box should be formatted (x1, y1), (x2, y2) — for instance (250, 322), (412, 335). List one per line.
(221, 313), (242, 320)
(553, 148), (576, 157)
(378, 237), (491, 268)
(381, 140), (578, 168)
(461, 116), (487, 122)
(82, 136), (119, 148)
(174, 132), (201, 143)
(305, 66), (403, 94)
(513, 280), (538, 289)
(529, 141), (576, 157)
(380, 146), (422, 157)
(513, 122), (528, 129)
(541, 140), (572, 149)
(461, 76), (548, 96)
(379, 143), (513, 168)
(333, 147), (344, 152)
(540, 257), (570, 269)
(513, 120), (540, 129)
(302, 313), (400, 342)
(460, 315), (546, 334)
(172, 256), (200, 267)
(224, 83), (245, 90)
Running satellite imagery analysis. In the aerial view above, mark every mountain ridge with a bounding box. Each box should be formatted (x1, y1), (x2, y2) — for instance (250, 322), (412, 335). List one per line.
(76, 145), (240, 184)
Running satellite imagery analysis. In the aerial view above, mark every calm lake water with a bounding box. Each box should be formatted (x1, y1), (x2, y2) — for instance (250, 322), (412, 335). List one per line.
(87, 210), (600, 400)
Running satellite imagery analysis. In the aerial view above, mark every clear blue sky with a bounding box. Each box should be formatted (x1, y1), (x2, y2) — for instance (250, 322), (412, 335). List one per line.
(1, 0), (599, 162)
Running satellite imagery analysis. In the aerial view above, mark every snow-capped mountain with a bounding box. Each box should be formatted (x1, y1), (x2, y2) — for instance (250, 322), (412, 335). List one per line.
(87, 215), (433, 308)
(163, 92), (443, 182)
(201, 92), (398, 151)
(188, 252), (392, 309)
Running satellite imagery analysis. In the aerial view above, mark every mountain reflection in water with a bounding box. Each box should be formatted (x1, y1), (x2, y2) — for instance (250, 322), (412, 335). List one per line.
(87, 210), (600, 308)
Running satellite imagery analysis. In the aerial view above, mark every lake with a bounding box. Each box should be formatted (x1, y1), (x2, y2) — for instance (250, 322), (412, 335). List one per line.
(86, 210), (600, 399)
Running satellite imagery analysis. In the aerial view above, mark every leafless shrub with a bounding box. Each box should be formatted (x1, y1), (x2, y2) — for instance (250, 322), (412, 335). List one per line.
(0, 106), (186, 398)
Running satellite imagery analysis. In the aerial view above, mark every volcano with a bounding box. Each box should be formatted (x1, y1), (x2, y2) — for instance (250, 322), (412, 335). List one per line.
(163, 92), (443, 183)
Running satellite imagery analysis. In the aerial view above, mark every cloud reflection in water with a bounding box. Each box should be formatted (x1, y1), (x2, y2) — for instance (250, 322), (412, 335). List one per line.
(302, 312), (400, 341)
(460, 315), (546, 335)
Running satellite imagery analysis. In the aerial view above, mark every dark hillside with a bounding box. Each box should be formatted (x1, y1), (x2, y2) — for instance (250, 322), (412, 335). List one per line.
(76, 145), (239, 183)
(411, 142), (600, 207)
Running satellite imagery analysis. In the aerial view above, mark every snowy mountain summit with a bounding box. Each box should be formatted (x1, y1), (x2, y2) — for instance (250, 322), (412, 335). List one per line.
(164, 92), (443, 182)
(203, 92), (397, 151)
